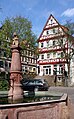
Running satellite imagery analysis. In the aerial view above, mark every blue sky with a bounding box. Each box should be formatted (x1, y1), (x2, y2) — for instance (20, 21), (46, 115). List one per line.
(0, 0), (74, 37)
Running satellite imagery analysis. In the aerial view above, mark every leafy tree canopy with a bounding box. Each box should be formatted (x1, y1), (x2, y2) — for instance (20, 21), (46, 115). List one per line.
(0, 16), (37, 51)
(65, 20), (74, 36)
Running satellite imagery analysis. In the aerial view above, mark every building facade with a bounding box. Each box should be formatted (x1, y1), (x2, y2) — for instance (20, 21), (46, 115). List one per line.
(37, 14), (73, 84)
(21, 45), (37, 75)
(0, 40), (37, 79)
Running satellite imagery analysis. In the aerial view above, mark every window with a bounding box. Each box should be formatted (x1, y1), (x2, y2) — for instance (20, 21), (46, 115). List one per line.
(49, 67), (51, 74)
(50, 19), (53, 24)
(53, 52), (56, 58)
(41, 43), (44, 48)
(0, 61), (3, 68)
(46, 69), (48, 74)
(33, 59), (35, 63)
(27, 51), (28, 56)
(49, 40), (52, 47)
(47, 30), (49, 35)
(49, 29), (53, 34)
(45, 68), (51, 75)
(53, 28), (55, 33)
(47, 41), (49, 47)
(33, 68), (35, 71)
(25, 67), (27, 69)
(30, 51), (31, 56)
(22, 66), (25, 72)
(61, 52), (64, 57)
(57, 52), (60, 58)
(28, 58), (30, 62)
(47, 53), (50, 58)
(31, 59), (32, 63)
(4, 51), (7, 57)
(28, 51), (30, 56)
(41, 55), (44, 59)
(25, 51), (27, 55)
(31, 52), (33, 56)
(53, 40), (56, 46)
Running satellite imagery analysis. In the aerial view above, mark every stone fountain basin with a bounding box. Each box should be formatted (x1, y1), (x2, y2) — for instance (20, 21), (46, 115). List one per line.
(0, 91), (70, 119)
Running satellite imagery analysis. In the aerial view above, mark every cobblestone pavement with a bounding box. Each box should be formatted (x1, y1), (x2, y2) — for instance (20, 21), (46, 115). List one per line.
(49, 86), (74, 119)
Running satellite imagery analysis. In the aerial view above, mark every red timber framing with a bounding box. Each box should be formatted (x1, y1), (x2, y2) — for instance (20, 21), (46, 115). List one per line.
(37, 14), (71, 78)
(38, 34), (67, 42)
(37, 14), (69, 42)
(38, 59), (67, 65)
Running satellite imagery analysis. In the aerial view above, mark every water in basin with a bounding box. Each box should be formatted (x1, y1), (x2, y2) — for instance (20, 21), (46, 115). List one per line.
(0, 91), (63, 105)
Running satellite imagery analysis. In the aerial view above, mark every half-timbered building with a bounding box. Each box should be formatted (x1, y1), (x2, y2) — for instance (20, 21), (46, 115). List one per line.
(37, 14), (73, 84)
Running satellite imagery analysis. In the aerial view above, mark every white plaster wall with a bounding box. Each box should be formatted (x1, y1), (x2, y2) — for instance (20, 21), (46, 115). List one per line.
(44, 53), (45, 59)
(44, 41), (47, 47)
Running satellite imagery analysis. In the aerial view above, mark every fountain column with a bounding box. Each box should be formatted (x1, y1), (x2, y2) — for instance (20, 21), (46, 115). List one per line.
(8, 33), (23, 102)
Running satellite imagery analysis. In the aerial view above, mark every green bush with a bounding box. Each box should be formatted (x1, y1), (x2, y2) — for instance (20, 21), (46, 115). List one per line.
(0, 79), (9, 91)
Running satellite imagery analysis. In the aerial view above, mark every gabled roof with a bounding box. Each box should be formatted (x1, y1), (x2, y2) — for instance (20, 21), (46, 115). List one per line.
(37, 14), (70, 42)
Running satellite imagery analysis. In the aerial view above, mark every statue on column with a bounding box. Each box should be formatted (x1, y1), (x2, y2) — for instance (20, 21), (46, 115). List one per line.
(8, 33), (23, 103)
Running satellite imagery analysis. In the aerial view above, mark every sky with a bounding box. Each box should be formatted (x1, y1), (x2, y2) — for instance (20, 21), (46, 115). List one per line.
(0, 0), (74, 37)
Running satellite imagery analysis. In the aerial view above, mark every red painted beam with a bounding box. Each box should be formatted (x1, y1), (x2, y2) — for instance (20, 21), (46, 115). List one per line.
(38, 61), (67, 65)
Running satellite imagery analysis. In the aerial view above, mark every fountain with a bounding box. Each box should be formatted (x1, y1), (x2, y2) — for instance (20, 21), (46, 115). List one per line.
(0, 33), (70, 119)
(8, 33), (23, 102)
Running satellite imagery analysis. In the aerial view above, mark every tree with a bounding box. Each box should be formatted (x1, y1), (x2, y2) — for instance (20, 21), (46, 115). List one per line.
(0, 16), (37, 57)
(56, 23), (74, 84)
(0, 16), (37, 90)
(65, 20), (74, 36)
(64, 21), (74, 81)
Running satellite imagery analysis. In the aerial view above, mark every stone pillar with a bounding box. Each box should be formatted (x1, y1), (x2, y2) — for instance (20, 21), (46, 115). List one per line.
(8, 33), (23, 102)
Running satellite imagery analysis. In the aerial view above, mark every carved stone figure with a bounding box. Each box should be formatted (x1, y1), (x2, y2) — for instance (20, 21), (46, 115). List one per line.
(12, 32), (19, 46)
